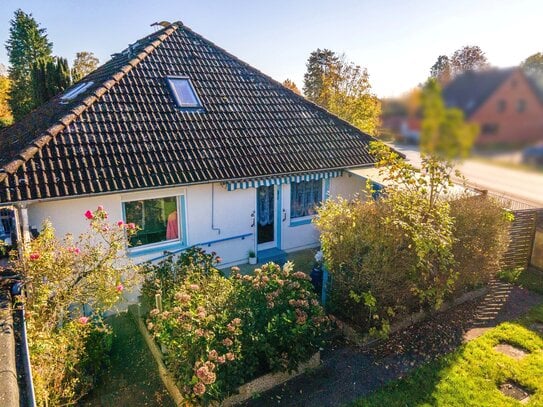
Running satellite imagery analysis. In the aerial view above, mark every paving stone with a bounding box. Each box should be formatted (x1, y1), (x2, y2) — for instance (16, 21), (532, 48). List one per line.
(493, 343), (528, 360)
(499, 381), (532, 404)
(462, 327), (491, 342)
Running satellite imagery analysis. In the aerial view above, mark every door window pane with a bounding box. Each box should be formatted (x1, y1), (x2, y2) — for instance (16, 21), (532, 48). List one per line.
(123, 196), (179, 247)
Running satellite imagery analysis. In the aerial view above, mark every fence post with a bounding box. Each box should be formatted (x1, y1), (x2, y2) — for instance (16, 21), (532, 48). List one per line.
(155, 293), (163, 313)
(321, 266), (328, 306)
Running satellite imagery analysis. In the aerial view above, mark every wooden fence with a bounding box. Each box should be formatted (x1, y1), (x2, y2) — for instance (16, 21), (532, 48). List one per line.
(501, 208), (542, 272)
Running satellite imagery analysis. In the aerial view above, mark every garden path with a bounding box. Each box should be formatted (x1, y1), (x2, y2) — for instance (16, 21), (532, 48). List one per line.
(80, 313), (175, 407)
(243, 281), (543, 407)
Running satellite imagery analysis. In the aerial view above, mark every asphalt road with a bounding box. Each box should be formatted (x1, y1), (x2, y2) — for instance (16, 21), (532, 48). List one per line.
(391, 144), (543, 208)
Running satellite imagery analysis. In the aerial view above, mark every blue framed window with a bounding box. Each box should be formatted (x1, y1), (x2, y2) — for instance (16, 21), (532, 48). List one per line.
(166, 76), (202, 109)
(123, 196), (183, 248)
(290, 180), (322, 219)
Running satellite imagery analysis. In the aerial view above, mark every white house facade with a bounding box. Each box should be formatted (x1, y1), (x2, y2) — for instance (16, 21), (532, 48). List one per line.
(25, 171), (370, 267)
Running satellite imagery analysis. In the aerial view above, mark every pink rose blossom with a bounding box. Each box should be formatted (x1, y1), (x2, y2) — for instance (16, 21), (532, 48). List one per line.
(78, 316), (89, 325)
(117, 220), (124, 227)
(217, 355), (226, 364)
(29, 252), (40, 261)
(225, 352), (235, 361)
(97, 205), (104, 211)
(116, 284), (124, 293)
(84, 210), (94, 220)
(127, 223), (136, 230)
(222, 338), (233, 347)
(193, 382), (206, 396)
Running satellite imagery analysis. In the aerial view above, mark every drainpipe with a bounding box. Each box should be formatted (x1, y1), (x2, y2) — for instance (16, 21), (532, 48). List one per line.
(211, 183), (221, 235)
(18, 204), (31, 245)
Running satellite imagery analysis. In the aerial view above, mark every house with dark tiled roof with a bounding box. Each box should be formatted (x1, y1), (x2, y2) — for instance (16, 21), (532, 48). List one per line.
(443, 67), (543, 147)
(0, 22), (381, 266)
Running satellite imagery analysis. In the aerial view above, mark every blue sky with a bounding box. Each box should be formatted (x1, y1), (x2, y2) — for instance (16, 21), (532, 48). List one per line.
(1, 0), (542, 97)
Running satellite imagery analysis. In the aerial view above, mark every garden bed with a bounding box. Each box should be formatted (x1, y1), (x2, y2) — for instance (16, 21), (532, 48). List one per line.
(337, 286), (488, 346)
(128, 304), (320, 406)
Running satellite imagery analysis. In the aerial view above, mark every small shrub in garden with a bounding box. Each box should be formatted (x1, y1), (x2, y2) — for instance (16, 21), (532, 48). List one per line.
(450, 195), (512, 290)
(145, 252), (329, 404)
(12, 206), (139, 406)
(141, 247), (222, 309)
(230, 262), (329, 374)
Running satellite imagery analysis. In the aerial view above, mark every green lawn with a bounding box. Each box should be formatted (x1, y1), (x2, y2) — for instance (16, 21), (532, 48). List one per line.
(517, 268), (543, 295)
(355, 305), (543, 406)
(81, 313), (174, 407)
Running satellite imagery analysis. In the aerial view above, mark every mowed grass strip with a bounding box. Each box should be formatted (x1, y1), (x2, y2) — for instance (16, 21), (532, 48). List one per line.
(354, 305), (543, 406)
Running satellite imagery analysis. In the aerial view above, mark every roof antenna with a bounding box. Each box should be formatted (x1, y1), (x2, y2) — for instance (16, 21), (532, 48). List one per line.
(151, 21), (172, 31)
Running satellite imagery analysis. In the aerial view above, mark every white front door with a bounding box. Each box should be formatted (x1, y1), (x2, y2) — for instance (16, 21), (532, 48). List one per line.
(256, 185), (276, 250)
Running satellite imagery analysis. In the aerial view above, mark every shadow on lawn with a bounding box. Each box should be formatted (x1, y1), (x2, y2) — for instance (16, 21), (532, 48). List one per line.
(360, 309), (543, 406)
(80, 313), (174, 407)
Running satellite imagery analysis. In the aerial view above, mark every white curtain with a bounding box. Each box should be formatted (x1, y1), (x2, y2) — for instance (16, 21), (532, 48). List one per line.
(258, 186), (274, 226)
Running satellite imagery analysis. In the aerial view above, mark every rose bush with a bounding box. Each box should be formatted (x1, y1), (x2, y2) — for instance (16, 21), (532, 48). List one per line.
(143, 251), (329, 404)
(13, 206), (139, 406)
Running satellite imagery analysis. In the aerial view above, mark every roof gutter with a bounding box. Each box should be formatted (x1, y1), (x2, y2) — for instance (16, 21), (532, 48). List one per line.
(12, 283), (36, 407)
(0, 284), (18, 407)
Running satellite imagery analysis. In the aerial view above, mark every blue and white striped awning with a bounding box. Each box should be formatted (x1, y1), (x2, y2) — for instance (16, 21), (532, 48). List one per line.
(224, 170), (343, 191)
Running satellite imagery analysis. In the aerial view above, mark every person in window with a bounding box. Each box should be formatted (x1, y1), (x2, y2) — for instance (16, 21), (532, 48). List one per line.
(166, 210), (178, 240)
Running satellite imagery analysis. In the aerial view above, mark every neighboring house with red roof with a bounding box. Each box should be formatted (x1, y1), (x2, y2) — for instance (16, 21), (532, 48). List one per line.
(443, 67), (543, 148)
(0, 22), (382, 267)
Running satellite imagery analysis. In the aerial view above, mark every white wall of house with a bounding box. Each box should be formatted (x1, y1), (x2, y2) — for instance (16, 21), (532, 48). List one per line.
(25, 173), (366, 268)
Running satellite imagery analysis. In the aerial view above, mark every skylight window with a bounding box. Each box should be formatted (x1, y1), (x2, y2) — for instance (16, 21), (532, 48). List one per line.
(61, 81), (94, 102)
(166, 77), (202, 109)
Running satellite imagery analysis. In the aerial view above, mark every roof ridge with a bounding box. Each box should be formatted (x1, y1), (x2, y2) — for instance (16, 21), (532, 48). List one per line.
(179, 24), (377, 143)
(0, 23), (180, 183)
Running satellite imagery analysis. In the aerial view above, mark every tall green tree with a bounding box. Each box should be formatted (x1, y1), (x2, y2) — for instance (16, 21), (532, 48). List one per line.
(303, 49), (381, 135)
(5, 9), (53, 120)
(430, 55), (452, 84)
(71, 51), (99, 82)
(282, 78), (300, 94)
(303, 49), (340, 106)
(0, 73), (13, 128)
(450, 45), (489, 76)
(521, 52), (543, 77)
(31, 56), (71, 105)
(430, 46), (489, 84)
(420, 79), (478, 159)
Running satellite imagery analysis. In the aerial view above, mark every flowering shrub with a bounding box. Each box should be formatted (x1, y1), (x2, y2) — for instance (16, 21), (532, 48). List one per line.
(145, 251), (328, 404)
(147, 269), (242, 403)
(230, 263), (328, 374)
(13, 206), (139, 406)
(141, 247), (221, 309)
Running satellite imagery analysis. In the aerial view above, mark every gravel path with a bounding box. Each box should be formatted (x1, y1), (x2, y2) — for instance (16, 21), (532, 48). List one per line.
(244, 281), (543, 407)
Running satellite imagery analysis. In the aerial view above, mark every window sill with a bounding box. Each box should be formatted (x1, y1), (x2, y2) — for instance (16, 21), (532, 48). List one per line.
(289, 216), (314, 227)
(127, 240), (187, 258)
